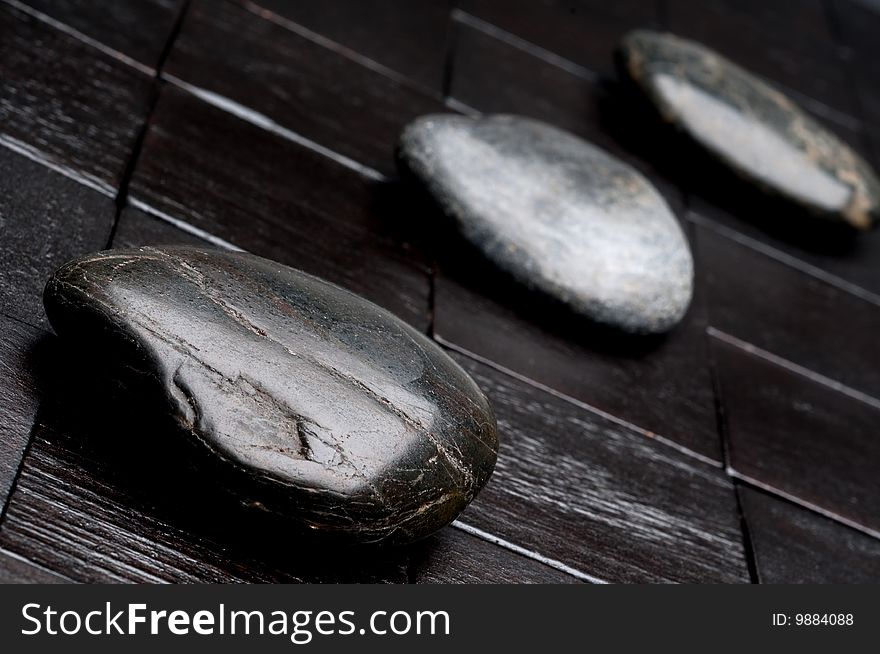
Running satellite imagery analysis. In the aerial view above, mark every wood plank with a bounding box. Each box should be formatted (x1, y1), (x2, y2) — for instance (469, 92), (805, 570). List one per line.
(0, 337), (746, 584)
(451, 352), (748, 583)
(0, 146), (116, 328)
(0, 342), (564, 583)
(410, 527), (581, 584)
(1, 0), (877, 584)
(0, 317), (47, 512)
(242, 0), (452, 93)
(687, 189), (880, 304)
(0, 358), (413, 583)
(0, 548), (69, 583)
(7, 0), (186, 71)
(669, 0), (836, 52)
(127, 85), (431, 332)
(740, 486), (880, 583)
(455, 0), (662, 80)
(164, 0), (447, 178)
(0, 2), (152, 193)
(696, 223), (880, 400)
(713, 335), (880, 535)
(112, 206), (210, 249)
(448, 17), (606, 135)
(432, 220), (720, 461)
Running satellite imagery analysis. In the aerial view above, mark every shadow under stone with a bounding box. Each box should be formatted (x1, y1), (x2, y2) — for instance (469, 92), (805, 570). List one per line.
(382, 170), (672, 359)
(601, 68), (866, 257)
(24, 334), (417, 582)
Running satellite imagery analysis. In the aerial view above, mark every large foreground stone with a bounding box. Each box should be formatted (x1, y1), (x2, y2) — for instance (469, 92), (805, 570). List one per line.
(44, 247), (498, 545)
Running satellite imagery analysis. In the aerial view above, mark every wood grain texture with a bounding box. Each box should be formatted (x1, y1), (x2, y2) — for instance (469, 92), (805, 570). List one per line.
(448, 17), (604, 135)
(0, 548), (69, 583)
(451, 352), (748, 583)
(0, 317), (47, 512)
(739, 486), (880, 583)
(0, 438), (404, 582)
(242, 0), (452, 93)
(445, 15), (685, 211)
(2, 0), (879, 583)
(455, 0), (662, 79)
(112, 206), (210, 249)
(0, 354), (414, 583)
(165, 0), (447, 177)
(431, 221), (720, 461)
(665, 0), (855, 123)
(5, 0), (185, 71)
(127, 86), (431, 332)
(410, 527), (580, 583)
(0, 342), (561, 584)
(713, 336), (880, 535)
(696, 224), (880, 400)
(687, 192), (880, 304)
(0, 2), (152, 193)
(0, 146), (116, 328)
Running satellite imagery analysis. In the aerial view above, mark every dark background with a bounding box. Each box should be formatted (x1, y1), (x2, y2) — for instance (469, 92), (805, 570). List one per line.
(1, 0), (879, 583)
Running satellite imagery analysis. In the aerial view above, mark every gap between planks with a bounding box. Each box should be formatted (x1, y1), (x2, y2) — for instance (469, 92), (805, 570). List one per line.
(451, 521), (605, 583)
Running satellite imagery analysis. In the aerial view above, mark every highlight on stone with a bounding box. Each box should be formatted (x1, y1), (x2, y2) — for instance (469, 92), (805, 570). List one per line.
(617, 29), (880, 230)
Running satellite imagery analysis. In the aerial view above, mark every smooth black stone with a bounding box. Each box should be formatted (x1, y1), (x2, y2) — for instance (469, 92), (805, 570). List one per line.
(43, 247), (498, 545)
(397, 114), (694, 334)
(618, 30), (880, 230)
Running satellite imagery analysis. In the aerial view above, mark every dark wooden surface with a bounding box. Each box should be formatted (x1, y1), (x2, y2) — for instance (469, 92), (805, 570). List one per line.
(0, 548), (69, 584)
(0, 318), (44, 509)
(739, 486), (880, 584)
(697, 224), (880, 399)
(0, 2), (152, 194)
(0, 147), (117, 328)
(164, 0), (449, 178)
(1, 0), (878, 583)
(4, 0), (185, 72)
(714, 336), (880, 535)
(127, 86), (432, 331)
(251, 0), (452, 93)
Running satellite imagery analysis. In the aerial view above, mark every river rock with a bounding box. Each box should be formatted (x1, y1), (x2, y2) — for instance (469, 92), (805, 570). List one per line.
(43, 247), (498, 545)
(617, 29), (880, 230)
(397, 114), (694, 333)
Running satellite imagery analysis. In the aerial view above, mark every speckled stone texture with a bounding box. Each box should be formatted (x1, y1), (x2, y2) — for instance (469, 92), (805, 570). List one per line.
(397, 114), (694, 334)
(618, 29), (880, 230)
(43, 247), (498, 545)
